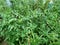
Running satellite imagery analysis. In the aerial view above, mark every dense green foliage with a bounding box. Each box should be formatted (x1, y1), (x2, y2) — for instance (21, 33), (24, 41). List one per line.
(0, 0), (60, 45)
